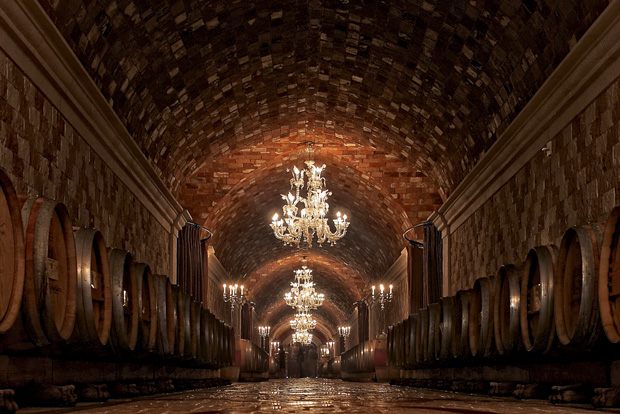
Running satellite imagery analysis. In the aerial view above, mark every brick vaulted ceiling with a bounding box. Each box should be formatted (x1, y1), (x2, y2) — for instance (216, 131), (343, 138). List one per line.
(39, 0), (608, 333)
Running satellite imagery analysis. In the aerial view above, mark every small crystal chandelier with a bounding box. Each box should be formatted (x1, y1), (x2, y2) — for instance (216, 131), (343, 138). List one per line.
(290, 312), (317, 331)
(271, 145), (350, 247)
(292, 331), (313, 345)
(284, 266), (325, 311)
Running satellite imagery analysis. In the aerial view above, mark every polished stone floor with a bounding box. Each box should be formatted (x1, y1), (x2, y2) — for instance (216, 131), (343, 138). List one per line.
(22, 379), (617, 413)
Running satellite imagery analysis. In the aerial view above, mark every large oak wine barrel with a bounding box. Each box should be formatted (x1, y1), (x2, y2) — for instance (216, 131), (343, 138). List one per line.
(493, 264), (523, 356)
(216, 318), (225, 366)
(200, 307), (213, 366)
(520, 245), (558, 353)
(107, 249), (139, 354)
(14, 197), (77, 349)
(154, 274), (176, 357)
(600, 206), (620, 343)
(427, 302), (441, 362)
(72, 228), (112, 349)
(452, 289), (472, 359)
(176, 291), (193, 360)
(438, 296), (455, 361)
(402, 317), (411, 367)
(134, 263), (157, 354)
(0, 169), (25, 334)
(189, 301), (202, 362)
(555, 225), (603, 349)
(469, 276), (495, 358)
(387, 325), (395, 366)
(406, 313), (418, 367)
(227, 324), (235, 365)
(416, 307), (429, 364)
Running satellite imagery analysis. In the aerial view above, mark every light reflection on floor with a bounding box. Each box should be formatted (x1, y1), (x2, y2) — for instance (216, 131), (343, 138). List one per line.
(18, 378), (619, 414)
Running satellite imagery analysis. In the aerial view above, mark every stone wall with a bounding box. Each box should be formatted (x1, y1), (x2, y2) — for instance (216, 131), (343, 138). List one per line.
(0, 46), (170, 274)
(449, 74), (620, 294)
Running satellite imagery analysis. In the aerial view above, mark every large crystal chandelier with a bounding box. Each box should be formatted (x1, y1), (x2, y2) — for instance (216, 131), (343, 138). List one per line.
(290, 312), (317, 331)
(271, 145), (350, 247)
(284, 266), (325, 311)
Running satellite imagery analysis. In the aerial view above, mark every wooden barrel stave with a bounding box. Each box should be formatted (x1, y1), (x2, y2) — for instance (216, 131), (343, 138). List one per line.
(493, 264), (523, 356)
(439, 296), (455, 361)
(452, 289), (472, 359)
(416, 307), (429, 364)
(520, 245), (558, 354)
(427, 303), (441, 363)
(134, 263), (157, 354)
(107, 249), (139, 355)
(555, 225), (603, 349)
(469, 276), (495, 358)
(600, 206), (620, 343)
(0, 168), (25, 335)
(176, 291), (192, 360)
(406, 314), (418, 367)
(72, 228), (112, 349)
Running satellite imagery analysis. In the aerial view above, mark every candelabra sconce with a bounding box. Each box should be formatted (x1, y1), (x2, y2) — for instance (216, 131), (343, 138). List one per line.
(259, 326), (271, 351)
(370, 284), (393, 309)
(326, 340), (335, 359)
(370, 284), (393, 335)
(338, 326), (351, 338)
(222, 283), (246, 310)
(270, 341), (280, 356)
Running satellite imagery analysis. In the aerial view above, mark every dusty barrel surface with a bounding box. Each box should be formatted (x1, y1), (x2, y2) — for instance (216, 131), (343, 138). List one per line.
(154, 274), (176, 357)
(72, 228), (112, 349)
(555, 225), (603, 349)
(600, 206), (620, 343)
(452, 289), (472, 359)
(402, 317), (411, 367)
(439, 296), (455, 361)
(14, 197), (77, 349)
(416, 307), (429, 364)
(0, 169), (25, 335)
(107, 249), (139, 354)
(427, 302), (441, 362)
(176, 291), (192, 360)
(493, 264), (523, 356)
(406, 313), (419, 367)
(200, 307), (213, 366)
(520, 245), (558, 354)
(134, 263), (157, 354)
(469, 276), (496, 358)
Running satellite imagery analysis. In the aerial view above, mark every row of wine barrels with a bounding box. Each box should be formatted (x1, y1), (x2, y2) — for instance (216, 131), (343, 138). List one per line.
(0, 169), (234, 370)
(341, 340), (375, 374)
(388, 218), (618, 368)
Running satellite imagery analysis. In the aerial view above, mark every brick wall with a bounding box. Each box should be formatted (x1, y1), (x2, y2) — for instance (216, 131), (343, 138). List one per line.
(449, 74), (620, 294)
(0, 47), (170, 274)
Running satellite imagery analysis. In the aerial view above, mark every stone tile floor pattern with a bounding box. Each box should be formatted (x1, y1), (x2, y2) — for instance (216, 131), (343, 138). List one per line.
(21, 379), (620, 413)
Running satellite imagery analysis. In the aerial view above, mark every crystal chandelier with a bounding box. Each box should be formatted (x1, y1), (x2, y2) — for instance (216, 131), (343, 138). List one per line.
(284, 266), (325, 311)
(292, 331), (313, 345)
(290, 312), (317, 331)
(270, 146), (350, 247)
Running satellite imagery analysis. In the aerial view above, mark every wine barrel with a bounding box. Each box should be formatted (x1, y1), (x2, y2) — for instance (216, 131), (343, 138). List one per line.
(406, 313), (419, 367)
(520, 245), (558, 354)
(200, 307), (213, 366)
(416, 307), (428, 364)
(153, 274), (176, 357)
(0, 169), (25, 335)
(216, 318), (225, 366)
(387, 325), (395, 365)
(469, 276), (495, 358)
(189, 301), (202, 362)
(452, 289), (472, 359)
(402, 317), (411, 367)
(395, 321), (405, 366)
(134, 263), (157, 353)
(493, 264), (523, 356)
(600, 206), (620, 343)
(72, 228), (112, 348)
(427, 303), (441, 362)
(555, 225), (603, 349)
(107, 249), (139, 354)
(438, 296), (455, 361)
(16, 197), (77, 348)
(176, 291), (193, 359)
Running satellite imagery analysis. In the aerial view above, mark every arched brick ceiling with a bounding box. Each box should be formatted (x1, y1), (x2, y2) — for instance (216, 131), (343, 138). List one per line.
(39, 0), (608, 196)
